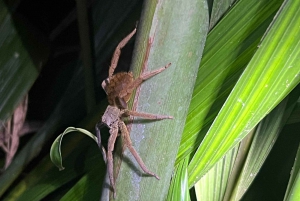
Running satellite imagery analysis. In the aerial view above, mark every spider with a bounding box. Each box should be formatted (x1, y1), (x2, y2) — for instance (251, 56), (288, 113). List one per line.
(96, 28), (172, 197)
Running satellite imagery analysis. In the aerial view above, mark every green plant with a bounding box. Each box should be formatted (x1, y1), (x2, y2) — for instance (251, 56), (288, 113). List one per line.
(1, 0), (300, 200)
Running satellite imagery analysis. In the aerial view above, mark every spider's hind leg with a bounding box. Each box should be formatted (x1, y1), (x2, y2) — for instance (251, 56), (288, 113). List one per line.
(107, 123), (119, 197)
(119, 121), (160, 180)
(95, 123), (107, 163)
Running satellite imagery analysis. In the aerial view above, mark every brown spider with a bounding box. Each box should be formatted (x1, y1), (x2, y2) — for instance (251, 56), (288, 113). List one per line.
(96, 28), (172, 197)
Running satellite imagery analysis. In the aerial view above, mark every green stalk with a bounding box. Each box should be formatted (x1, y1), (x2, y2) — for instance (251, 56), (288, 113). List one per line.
(110, 0), (209, 200)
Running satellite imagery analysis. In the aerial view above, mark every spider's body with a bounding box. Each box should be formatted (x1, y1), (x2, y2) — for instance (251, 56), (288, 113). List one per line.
(102, 72), (134, 109)
(96, 27), (172, 197)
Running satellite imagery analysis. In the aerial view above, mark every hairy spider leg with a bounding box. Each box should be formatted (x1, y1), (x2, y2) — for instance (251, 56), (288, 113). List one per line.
(119, 62), (171, 98)
(122, 109), (173, 119)
(140, 62), (171, 80)
(119, 121), (160, 180)
(95, 123), (107, 163)
(107, 122), (119, 198)
(109, 28), (137, 79)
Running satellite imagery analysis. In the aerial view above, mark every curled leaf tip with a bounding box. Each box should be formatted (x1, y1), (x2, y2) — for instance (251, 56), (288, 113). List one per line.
(59, 167), (65, 171)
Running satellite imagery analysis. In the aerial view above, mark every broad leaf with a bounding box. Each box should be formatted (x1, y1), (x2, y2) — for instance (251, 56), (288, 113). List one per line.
(284, 144), (300, 201)
(195, 146), (238, 201)
(188, 0), (300, 187)
(176, 0), (284, 165)
(0, 1), (47, 120)
(167, 159), (190, 201)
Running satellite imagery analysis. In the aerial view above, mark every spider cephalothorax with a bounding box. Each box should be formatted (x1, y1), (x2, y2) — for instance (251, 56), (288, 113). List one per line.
(96, 27), (172, 197)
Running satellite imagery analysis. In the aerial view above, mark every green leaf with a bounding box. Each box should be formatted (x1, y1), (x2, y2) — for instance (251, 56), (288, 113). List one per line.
(3, 137), (104, 201)
(286, 172), (300, 201)
(0, 1), (47, 120)
(230, 87), (300, 200)
(60, 166), (104, 201)
(286, 102), (300, 124)
(188, 0), (300, 187)
(209, 0), (237, 29)
(167, 159), (190, 201)
(284, 144), (300, 201)
(176, 0), (284, 165)
(50, 127), (98, 171)
(195, 146), (238, 201)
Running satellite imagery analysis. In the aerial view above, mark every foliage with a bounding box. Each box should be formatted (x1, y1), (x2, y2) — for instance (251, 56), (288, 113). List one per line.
(0, 0), (300, 200)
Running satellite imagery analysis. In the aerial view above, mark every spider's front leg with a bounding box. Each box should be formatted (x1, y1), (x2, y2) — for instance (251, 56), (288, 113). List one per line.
(119, 62), (171, 98)
(119, 121), (160, 180)
(107, 122), (119, 197)
(108, 28), (137, 79)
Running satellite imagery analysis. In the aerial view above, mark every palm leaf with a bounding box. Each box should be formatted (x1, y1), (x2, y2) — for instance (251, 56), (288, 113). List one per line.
(195, 146), (238, 201)
(167, 159), (190, 201)
(188, 0), (300, 187)
(176, 0), (284, 165)
(0, 1), (47, 120)
(284, 143), (300, 201)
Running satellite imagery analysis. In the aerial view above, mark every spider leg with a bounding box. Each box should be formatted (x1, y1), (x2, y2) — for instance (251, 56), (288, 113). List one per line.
(119, 121), (160, 180)
(95, 123), (107, 163)
(122, 109), (173, 119)
(140, 62), (171, 80)
(107, 122), (119, 197)
(109, 28), (137, 78)
(119, 63), (171, 98)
